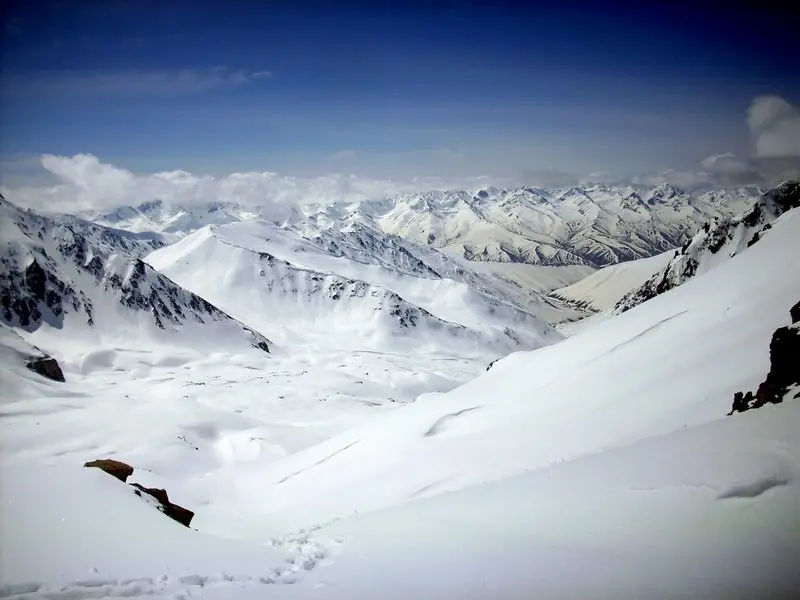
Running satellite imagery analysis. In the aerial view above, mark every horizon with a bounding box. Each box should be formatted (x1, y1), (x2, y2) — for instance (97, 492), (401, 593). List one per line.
(1, 1), (799, 208)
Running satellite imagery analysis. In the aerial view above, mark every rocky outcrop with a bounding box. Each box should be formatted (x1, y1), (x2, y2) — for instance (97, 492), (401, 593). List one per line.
(84, 458), (194, 527)
(84, 458), (135, 482)
(25, 356), (65, 382)
(728, 300), (800, 415)
(616, 181), (799, 314)
(130, 483), (195, 527)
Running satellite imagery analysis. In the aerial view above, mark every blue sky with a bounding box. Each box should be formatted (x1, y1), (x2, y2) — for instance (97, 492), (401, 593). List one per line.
(1, 0), (799, 184)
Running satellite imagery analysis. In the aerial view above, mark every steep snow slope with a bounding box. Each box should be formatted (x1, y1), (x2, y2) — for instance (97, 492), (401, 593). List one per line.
(147, 221), (559, 355)
(616, 181), (799, 313)
(0, 199), (271, 357)
(196, 205), (800, 530)
(550, 250), (673, 312)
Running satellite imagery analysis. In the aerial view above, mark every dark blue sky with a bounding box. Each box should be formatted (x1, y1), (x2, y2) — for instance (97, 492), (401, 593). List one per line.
(2, 0), (798, 181)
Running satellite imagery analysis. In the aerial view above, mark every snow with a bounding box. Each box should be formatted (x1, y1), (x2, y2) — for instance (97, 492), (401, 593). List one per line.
(2, 196), (799, 598)
(81, 184), (761, 269)
(156, 207), (800, 537)
(551, 249), (674, 311)
(463, 260), (596, 294)
(146, 221), (559, 355)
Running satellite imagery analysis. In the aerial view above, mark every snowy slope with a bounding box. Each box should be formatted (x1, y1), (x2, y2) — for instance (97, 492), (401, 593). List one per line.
(3, 402), (799, 599)
(147, 221), (559, 356)
(290, 213), (589, 323)
(549, 249), (674, 312)
(616, 181), (799, 313)
(0, 199), (271, 356)
(1, 202), (799, 599)
(194, 205), (800, 531)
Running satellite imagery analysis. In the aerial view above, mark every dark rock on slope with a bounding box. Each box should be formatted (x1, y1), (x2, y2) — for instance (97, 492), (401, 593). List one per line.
(84, 458), (135, 483)
(25, 356), (65, 382)
(729, 300), (800, 415)
(130, 483), (195, 527)
(84, 458), (194, 527)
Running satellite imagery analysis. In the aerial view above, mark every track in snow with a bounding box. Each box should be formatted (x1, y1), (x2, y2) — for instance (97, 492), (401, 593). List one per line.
(0, 531), (340, 599)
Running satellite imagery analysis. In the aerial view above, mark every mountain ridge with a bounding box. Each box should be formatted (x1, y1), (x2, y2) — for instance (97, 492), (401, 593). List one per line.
(0, 198), (272, 354)
(72, 183), (762, 269)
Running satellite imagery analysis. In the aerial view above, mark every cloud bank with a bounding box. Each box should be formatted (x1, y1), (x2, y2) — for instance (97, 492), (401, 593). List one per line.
(1, 153), (499, 213)
(2, 95), (798, 213)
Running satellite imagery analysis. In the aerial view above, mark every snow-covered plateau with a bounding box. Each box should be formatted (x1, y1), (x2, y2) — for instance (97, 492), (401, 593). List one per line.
(1, 182), (799, 599)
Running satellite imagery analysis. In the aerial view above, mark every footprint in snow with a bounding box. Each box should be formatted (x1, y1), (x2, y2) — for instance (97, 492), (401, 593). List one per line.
(0, 533), (340, 599)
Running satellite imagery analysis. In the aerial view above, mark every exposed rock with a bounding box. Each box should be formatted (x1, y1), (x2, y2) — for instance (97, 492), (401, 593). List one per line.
(616, 180), (799, 314)
(83, 459), (195, 527)
(130, 483), (195, 528)
(728, 302), (800, 415)
(25, 356), (65, 382)
(84, 458), (134, 483)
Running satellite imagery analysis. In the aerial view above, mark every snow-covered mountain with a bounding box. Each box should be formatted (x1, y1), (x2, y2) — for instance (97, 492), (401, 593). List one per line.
(548, 250), (674, 313)
(615, 181), (800, 313)
(3, 181), (798, 599)
(0, 198), (271, 355)
(81, 183), (762, 269)
(185, 191), (800, 538)
(374, 184), (763, 267)
(147, 221), (559, 356)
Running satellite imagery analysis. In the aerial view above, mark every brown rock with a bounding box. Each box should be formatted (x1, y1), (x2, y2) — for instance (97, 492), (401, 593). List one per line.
(84, 458), (134, 482)
(130, 482), (170, 506)
(130, 482), (194, 528)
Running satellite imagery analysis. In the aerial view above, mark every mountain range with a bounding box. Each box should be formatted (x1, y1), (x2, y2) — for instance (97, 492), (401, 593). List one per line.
(2, 181), (799, 599)
(81, 183), (762, 268)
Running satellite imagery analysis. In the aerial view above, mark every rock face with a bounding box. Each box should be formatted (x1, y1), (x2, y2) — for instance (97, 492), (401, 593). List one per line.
(84, 458), (195, 527)
(0, 198), (271, 353)
(25, 355), (66, 382)
(728, 300), (800, 415)
(84, 459), (135, 483)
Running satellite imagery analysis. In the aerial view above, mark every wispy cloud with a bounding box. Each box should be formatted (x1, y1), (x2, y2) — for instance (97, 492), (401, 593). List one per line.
(1, 67), (273, 97)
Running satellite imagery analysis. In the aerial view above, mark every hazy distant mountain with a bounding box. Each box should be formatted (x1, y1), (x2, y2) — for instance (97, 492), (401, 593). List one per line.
(81, 184), (761, 269)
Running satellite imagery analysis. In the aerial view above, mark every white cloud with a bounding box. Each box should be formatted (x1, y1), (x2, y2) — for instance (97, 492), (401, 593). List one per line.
(2, 67), (273, 97)
(747, 95), (800, 158)
(698, 152), (762, 186)
(0, 154), (501, 213)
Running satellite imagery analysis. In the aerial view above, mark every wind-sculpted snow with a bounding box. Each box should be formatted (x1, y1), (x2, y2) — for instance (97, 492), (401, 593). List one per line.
(0, 199), (271, 353)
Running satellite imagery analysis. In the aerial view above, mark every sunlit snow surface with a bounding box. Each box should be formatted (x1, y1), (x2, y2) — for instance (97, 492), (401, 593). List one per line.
(2, 209), (800, 598)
